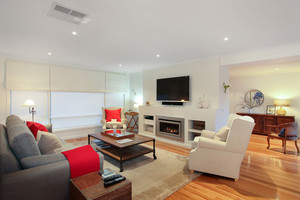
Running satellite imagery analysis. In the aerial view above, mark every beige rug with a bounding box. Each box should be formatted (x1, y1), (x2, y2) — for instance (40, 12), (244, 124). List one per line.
(69, 140), (199, 200)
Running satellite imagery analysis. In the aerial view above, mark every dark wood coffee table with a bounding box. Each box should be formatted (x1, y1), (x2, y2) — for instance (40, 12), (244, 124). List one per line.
(88, 133), (157, 172)
(70, 171), (132, 200)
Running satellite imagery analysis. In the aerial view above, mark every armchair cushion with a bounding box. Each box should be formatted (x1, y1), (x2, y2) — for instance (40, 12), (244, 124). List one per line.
(214, 126), (230, 142)
(201, 130), (216, 139)
(105, 108), (121, 122)
(197, 137), (226, 151)
(37, 131), (62, 154)
(278, 128), (285, 137)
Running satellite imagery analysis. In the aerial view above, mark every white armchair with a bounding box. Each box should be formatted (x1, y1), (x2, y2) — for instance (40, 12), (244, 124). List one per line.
(101, 107), (128, 131)
(189, 114), (255, 180)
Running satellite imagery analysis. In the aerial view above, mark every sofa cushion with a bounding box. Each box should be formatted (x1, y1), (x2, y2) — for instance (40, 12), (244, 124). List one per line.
(214, 126), (230, 142)
(6, 115), (41, 160)
(37, 131), (62, 154)
(0, 124), (22, 177)
(20, 154), (66, 169)
(26, 121), (49, 139)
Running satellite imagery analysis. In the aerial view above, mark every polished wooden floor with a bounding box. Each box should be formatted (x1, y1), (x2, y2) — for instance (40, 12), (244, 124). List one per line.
(66, 134), (300, 200)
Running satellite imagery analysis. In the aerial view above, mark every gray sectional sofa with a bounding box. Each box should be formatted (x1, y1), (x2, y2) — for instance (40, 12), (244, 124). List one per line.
(0, 115), (104, 200)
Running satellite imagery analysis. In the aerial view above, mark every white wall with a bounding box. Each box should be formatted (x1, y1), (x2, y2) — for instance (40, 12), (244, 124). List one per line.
(0, 57), (7, 124)
(143, 56), (221, 109)
(129, 72), (143, 111)
(229, 61), (300, 135)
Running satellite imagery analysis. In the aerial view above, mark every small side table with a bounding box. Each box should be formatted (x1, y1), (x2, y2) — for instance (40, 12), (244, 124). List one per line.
(125, 112), (139, 133)
(70, 171), (132, 200)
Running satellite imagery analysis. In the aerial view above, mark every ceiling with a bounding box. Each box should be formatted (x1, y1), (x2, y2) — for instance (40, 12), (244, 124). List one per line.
(1, 0), (300, 73)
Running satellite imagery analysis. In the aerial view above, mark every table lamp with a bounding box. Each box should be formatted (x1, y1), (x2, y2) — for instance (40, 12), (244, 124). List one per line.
(274, 99), (289, 116)
(23, 99), (36, 121)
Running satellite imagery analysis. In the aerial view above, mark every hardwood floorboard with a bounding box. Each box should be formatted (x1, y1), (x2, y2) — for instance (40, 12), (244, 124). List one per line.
(65, 134), (300, 199)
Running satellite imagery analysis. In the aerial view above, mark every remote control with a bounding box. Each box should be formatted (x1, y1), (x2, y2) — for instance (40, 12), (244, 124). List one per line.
(104, 176), (126, 187)
(103, 174), (122, 182)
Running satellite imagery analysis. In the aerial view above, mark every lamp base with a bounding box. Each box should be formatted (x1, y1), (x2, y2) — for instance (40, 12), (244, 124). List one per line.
(276, 107), (287, 116)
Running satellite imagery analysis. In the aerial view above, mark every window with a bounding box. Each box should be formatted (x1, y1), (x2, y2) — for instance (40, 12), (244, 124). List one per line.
(10, 90), (49, 124)
(105, 93), (125, 108)
(50, 92), (104, 129)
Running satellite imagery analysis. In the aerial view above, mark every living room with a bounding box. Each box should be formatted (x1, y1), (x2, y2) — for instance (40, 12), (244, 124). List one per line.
(1, 1), (300, 200)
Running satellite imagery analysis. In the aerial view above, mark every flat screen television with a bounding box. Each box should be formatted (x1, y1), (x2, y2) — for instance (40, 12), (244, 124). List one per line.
(156, 76), (190, 102)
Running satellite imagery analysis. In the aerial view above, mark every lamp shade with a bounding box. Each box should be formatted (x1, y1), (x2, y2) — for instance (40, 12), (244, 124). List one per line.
(274, 99), (289, 107)
(23, 99), (36, 107)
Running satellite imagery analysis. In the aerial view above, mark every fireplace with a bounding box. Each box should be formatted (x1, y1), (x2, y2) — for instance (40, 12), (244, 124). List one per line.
(156, 116), (184, 142)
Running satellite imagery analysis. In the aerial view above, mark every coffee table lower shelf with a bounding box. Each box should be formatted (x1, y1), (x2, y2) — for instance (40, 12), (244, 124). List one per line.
(96, 145), (154, 171)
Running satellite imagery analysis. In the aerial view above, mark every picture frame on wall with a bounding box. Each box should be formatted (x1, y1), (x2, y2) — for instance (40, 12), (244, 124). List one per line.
(266, 105), (276, 115)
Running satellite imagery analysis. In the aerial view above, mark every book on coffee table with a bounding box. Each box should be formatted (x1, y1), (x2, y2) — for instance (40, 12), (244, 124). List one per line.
(116, 139), (133, 144)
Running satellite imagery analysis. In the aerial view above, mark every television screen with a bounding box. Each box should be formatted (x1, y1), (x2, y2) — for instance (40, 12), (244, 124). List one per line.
(156, 76), (190, 102)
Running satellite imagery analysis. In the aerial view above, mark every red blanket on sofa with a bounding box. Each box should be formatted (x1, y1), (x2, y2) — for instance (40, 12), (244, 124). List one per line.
(62, 145), (100, 178)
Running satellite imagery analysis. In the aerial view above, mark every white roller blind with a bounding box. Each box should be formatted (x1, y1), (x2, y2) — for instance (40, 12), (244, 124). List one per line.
(105, 93), (125, 108)
(50, 92), (104, 129)
(50, 66), (106, 92)
(6, 60), (50, 90)
(106, 73), (129, 93)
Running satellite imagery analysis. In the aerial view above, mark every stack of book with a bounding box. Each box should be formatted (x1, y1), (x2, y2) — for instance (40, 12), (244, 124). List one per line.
(92, 139), (111, 149)
(101, 169), (126, 187)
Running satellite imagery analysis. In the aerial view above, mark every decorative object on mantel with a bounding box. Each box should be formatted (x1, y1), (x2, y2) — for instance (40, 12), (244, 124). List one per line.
(146, 101), (151, 106)
(23, 99), (36, 121)
(274, 99), (290, 116)
(266, 105), (276, 115)
(198, 94), (209, 109)
(223, 83), (230, 93)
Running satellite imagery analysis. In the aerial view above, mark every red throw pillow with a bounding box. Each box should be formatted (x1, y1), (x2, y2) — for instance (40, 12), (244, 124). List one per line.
(105, 109), (121, 122)
(26, 121), (49, 139)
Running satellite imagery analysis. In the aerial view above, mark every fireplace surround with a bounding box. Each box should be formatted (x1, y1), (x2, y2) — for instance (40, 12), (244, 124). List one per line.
(156, 116), (184, 142)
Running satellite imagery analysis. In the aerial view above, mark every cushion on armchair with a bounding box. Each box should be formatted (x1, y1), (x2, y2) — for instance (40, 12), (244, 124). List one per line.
(105, 109), (121, 122)
(214, 126), (230, 142)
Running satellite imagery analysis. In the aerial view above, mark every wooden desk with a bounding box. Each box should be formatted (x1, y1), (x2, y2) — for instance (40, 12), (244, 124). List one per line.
(125, 112), (139, 133)
(70, 171), (132, 200)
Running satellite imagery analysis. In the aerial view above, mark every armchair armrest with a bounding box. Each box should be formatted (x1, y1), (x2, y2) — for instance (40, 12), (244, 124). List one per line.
(201, 130), (216, 139)
(266, 124), (284, 133)
(195, 137), (226, 151)
(1, 161), (70, 200)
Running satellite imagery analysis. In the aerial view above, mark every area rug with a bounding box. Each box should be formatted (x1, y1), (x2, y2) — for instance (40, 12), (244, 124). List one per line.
(68, 140), (199, 200)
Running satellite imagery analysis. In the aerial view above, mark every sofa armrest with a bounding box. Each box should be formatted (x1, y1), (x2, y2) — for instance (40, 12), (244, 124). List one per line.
(20, 154), (66, 169)
(0, 160), (70, 200)
(201, 130), (216, 139)
(196, 137), (226, 151)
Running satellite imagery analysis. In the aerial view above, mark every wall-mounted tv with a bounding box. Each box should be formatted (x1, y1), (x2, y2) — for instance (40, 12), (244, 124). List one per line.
(156, 76), (190, 102)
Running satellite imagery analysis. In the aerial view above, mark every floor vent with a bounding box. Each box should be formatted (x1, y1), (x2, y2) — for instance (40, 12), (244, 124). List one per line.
(47, 2), (89, 25)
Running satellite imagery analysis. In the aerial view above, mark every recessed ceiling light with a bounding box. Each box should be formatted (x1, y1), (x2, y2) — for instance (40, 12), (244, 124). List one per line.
(156, 54), (160, 58)
(72, 31), (77, 35)
(48, 52), (52, 55)
(119, 64), (123, 67)
(224, 37), (229, 41)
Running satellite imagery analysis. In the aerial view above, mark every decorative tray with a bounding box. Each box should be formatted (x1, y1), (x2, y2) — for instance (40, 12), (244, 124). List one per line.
(101, 130), (135, 139)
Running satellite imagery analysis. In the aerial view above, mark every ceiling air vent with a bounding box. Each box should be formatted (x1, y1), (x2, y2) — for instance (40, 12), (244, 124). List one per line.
(48, 2), (89, 25)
